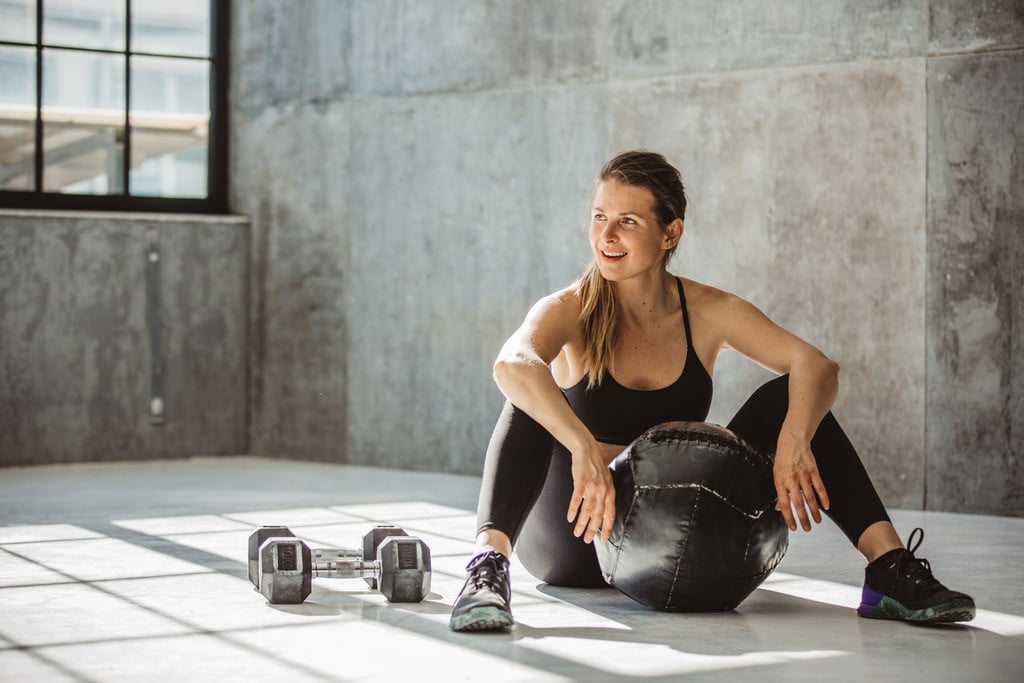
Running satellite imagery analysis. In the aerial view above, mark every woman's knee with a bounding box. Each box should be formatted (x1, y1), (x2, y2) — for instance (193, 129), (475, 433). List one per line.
(726, 374), (791, 455)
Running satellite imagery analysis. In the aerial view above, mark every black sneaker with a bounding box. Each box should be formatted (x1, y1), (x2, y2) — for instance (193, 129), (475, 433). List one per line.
(449, 550), (514, 632)
(857, 527), (975, 623)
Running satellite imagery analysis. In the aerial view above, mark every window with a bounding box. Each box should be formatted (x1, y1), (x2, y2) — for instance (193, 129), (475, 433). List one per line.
(0, 0), (228, 212)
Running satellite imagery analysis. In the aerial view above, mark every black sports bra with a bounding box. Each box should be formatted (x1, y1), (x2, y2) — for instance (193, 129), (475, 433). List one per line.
(562, 278), (713, 445)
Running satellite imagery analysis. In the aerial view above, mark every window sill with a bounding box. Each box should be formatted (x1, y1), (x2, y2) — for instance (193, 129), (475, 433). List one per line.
(0, 208), (249, 224)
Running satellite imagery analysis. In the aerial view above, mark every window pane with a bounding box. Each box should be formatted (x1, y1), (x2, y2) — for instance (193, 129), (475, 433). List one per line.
(0, 0), (37, 43)
(131, 55), (208, 115)
(0, 45), (37, 190)
(129, 56), (208, 198)
(42, 49), (125, 194)
(44, 0), (125, 51)
(132, 0), (210, 58)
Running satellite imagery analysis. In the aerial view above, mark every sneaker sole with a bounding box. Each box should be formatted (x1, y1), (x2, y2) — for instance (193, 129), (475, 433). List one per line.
(449, 606), (514, 632)
(857, 596), (975, 623)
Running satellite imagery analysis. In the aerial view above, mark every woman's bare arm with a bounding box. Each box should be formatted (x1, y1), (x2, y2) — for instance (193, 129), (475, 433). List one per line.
(492, 290), (616, 544)
(708, 289), (839, 531)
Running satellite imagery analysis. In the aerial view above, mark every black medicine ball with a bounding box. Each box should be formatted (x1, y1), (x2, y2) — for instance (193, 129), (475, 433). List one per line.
(595, 422), (788, 611)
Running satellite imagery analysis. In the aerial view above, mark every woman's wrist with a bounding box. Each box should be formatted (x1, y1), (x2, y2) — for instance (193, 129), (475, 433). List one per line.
(778, 421), (813, 448)
(563, 431), (599, 458)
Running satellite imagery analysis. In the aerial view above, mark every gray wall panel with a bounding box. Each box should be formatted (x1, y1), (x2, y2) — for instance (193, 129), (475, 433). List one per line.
(609, 0), (927, 78)
(230, 101), (350, 462)
(929, 0), (1024, 54)
(233, 0), (351, 113)
(348, 0), (608, 95)
(0, 213), (248, 466)
(926, 51), (1024, 514)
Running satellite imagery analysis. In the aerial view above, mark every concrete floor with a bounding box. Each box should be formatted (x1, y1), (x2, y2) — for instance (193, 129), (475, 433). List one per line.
(0, 457), (1021, 682)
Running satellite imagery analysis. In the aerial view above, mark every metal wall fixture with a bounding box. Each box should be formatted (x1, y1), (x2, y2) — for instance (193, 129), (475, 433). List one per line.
(145, 229), (164, 424)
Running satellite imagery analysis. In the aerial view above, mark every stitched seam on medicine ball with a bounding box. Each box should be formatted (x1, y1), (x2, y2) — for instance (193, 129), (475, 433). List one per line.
(743, 554), (785, 581)
(764, 535), (787, 575)
(640, 437), (768, 470)
(637, 432), (772, 471)
(610, 489), (639, 580)
(605, 454), (641, 582)
(737, 522), (754, 589)
(737, 529), (788, 581)
(640, 424), (747, 451)
(664, 487), (698, 609)
(634, 483), (772, 520)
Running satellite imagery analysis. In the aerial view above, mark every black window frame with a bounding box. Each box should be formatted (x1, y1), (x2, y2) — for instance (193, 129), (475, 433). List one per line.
(0, 0), (229, 214)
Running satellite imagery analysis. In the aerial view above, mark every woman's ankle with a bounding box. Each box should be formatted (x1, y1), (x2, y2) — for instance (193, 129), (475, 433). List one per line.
(857, 521), (904, 563)
(475, 530), (512, 559)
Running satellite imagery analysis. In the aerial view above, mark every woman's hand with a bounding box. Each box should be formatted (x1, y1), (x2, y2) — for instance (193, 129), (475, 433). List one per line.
(567, 441), (616, 544)
(773, 431), (831, 532)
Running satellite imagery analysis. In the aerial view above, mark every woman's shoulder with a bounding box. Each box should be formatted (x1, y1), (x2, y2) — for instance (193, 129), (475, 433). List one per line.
(676, 276), (750, 318)
(522, 284), (584, 327)
(677, 276), (731, 305)
(508, 285), (585, 358)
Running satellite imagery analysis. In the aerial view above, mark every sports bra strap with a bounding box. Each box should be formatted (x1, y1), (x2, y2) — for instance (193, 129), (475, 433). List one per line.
(676, 278), (694, 350)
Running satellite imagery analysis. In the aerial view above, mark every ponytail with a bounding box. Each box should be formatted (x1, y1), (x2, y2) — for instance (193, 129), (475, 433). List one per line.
(575, 261), (617, 388)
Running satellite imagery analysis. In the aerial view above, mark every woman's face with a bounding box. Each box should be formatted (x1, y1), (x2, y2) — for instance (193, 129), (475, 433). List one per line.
(590, 179), (677, 281)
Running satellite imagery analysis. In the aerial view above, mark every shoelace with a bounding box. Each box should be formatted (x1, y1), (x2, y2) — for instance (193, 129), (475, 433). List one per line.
(466, 552), (508, 592)
(894, 527), (940, 588)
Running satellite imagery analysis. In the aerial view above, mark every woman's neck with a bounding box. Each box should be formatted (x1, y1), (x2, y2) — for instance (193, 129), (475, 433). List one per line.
(613, 271), (678, 326)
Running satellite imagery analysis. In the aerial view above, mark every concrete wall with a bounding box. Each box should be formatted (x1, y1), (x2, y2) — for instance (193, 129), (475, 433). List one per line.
(926, 48), (1024, 514)
(0, 212), (249, 466)
(231, 1), (1023, 514)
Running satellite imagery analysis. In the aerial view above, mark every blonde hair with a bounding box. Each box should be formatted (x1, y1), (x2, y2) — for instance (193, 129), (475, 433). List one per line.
(576, 151), (688, 388)
(576, 261), (617, 388)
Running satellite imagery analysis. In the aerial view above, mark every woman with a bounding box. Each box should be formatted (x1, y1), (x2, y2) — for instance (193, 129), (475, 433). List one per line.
(449, 151), (974, 632)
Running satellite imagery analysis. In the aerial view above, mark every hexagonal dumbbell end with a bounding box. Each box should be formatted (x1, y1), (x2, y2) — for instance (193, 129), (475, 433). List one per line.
(258, 537), (313, 604)
(376, 536), (431, 603)
(362, 525), (408, 590)
(248, 526), (294, 588)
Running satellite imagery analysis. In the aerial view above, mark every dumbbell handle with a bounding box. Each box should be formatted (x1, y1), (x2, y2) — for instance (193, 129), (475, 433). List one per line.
(311, 549), (381, 581)
(311, 547), (362, 563)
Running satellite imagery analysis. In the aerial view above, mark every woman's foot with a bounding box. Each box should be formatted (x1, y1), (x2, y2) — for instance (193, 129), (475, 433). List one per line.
(449, 550), (514, 632)
(857, 527), (975, 623)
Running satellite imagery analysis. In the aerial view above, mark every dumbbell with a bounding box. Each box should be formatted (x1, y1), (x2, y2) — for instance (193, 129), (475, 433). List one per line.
(258, 535), (431, 604)
(247, 525), (408, 591)
(247, 525), (431, 604)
